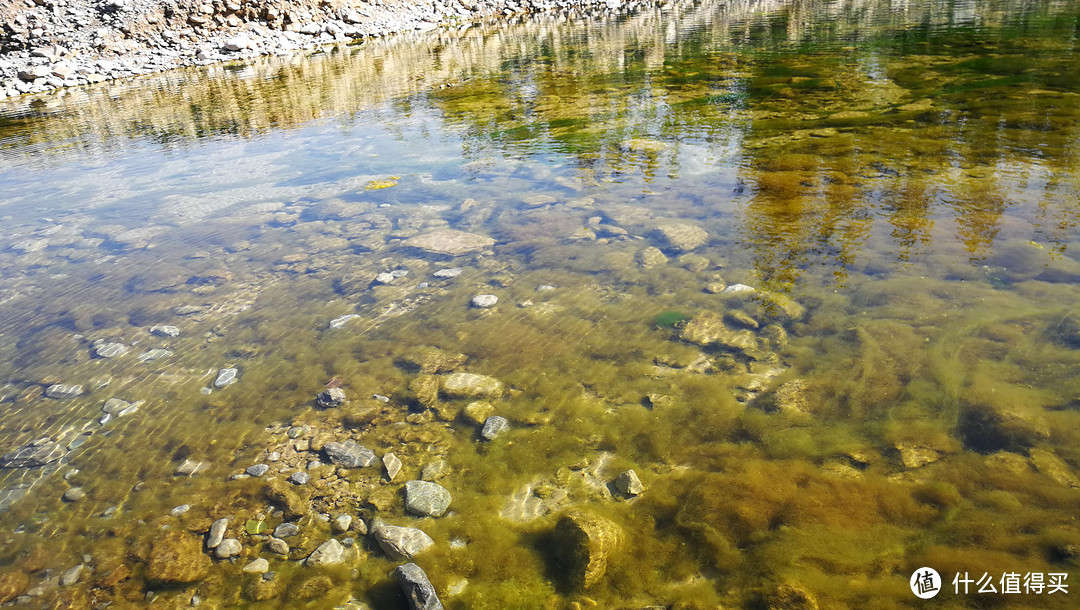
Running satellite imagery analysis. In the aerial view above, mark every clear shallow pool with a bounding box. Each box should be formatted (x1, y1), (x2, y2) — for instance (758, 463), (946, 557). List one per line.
(0, 0), (1078, 607)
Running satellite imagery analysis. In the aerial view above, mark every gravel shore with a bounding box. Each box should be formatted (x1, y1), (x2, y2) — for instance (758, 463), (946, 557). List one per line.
(0, 0), (654, 100)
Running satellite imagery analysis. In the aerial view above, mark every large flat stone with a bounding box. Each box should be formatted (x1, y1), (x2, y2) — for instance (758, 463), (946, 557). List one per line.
(403, 229), (495, 256)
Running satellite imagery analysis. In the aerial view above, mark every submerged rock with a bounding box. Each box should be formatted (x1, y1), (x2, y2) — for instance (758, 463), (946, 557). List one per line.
(396, 348), (467, 374)
(93, 342), (128, 358)
(214, 368), (239, 388)
(306, 539), (345, 567)
(147, 530), (211, 584)
(480, 416), (509, 441)
(0, 438), (66, 468)
(440, 373), (503, 400)
(471, 294), (498, 308)
(404, 480), (452, 518)
(654, 223), (708, 252)
(322, 441), (377, 468)
(552, 509), (622, 590)
(383, 453), (403, 482)
(214, 539), (242, 559)
(316, 387), (346, 408)
(614, 470), (644, 496)
(207, 518), (228, 549)
(374, 524), (435, 560)
(45, 384), (83, 399)
(395, 562), (444, 610)
(403, 229), (495, 256)
(679, 311), (758, 353)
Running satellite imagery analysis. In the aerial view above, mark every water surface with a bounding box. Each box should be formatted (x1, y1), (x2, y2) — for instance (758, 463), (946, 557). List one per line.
(0, 0), (1079, 607)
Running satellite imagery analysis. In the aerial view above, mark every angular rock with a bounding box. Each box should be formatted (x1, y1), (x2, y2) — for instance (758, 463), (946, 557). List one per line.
(316, 387), (346, 408)
(404, 480), (452, 518)
(93, 342), (128, 358)
(274, 522), (301, 538)
(214, 538), (242, 559)
(0, 438), (66, 468)
(614, 470), (644, 496)
(150, 325), (180, 337)
(480, 416), (509, 440)
(207, 518), (228, 549)
(147, 530), (211, 584)
(403, 229), (495, 256)
(332, 514), (353, 533)
(552, 509), (622, 590)
(306, 539), (345, 566)
(289, 471), (310, 485)
(45, 384), (83, 399)
(655, 223), (708, 252)
(395, 562), (443, 610)
(383, 453), (403, 482)
(371, 522), (434, 561)
(679, 312), (758, 353)
(463, 401), (495, 425)
(432, 268), (463, 279)
(246, 464), (270, 477)
(322, 441), (377, 468)
(440, 373), (503, 400)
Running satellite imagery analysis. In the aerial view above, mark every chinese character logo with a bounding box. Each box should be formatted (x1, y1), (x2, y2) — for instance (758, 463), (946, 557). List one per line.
(911, 567), (942, 599)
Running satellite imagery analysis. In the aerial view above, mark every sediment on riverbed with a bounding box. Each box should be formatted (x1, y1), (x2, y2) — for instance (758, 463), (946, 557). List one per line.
(0, 0), (664, 99)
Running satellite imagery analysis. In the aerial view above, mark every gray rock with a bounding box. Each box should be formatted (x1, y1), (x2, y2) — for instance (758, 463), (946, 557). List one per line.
(615, 469), (644, 495)
(267, 451), (281, 462)
(480, 416), (510, 441)
(138, 349), (173, 361)
(432, 268), (463, 278)
(307, 460), (322, 470)
(306, 539), (345, 566)
(420, 460), (450, 481)
(273, 522), (300, 538)
(170, 504), (190, 516)
(440, 372), (503, 399)
(246, 464), (270, 477)
(45, 384), (83, 399)
(59, 564), (83, 586)
(323, 441), (377, 468)
(214, 538), (242, 559)
(242, 558), (269, 574)
(267, 537), (289, 554)
(175, 459), (206, 476)
(374, 272), (396, 284)
(332, 514), (352, 533)
(404, 480), (451, 518)
(286, 426), (308, 439)
(207, 518), (229, 549)
(403, 229), (495, 256)
(150, 325), (181, 337)
(395, 562), (443, 610)
(383, 452), (402, 481)
(373, 524), (435, 560)
(655, 223), (709, 252)
(62, 487), (86, 502)
(317, 387), (346, 408)
(328, 314), (360, 329)
(289, 471), (310, 485)
(0, 438), (66, 468)
(94, 342), (128, 358)
(471, 294), (498, 308)
(214, 368), (238, 388)
(102, 398), (130, 415)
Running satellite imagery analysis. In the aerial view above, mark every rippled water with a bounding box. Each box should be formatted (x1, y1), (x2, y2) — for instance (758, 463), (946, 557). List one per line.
(0, 0), (1079, 607)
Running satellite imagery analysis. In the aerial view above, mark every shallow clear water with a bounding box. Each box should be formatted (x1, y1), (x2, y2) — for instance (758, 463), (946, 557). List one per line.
(0, 0), (1079, 607)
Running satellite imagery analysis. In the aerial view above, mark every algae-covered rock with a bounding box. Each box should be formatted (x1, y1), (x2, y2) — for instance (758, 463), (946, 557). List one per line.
(403, 229), (495, 256)
(654, 223), (708, 252)
(262, 478), (309, 520)
(679, 311), (758, 353)
(440, 373), (504, 399)
(146, 529), (212, 585)
(636, 246), (668, 268)
(396, 348), (468, 374)
(0, 569), (28, 604)
(290, 574), (335, 600)
(956, 399), (1050, 454)
(1030, 449), (1080, 488)
(244, 572), (287, 601)
(409, 375), (440, 407)
(552, 509), (622, 589)
(769, 582), (819, 610)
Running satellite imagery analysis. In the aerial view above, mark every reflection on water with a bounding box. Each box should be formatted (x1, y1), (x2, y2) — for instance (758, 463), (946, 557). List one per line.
(0, 0), (1079, 607)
